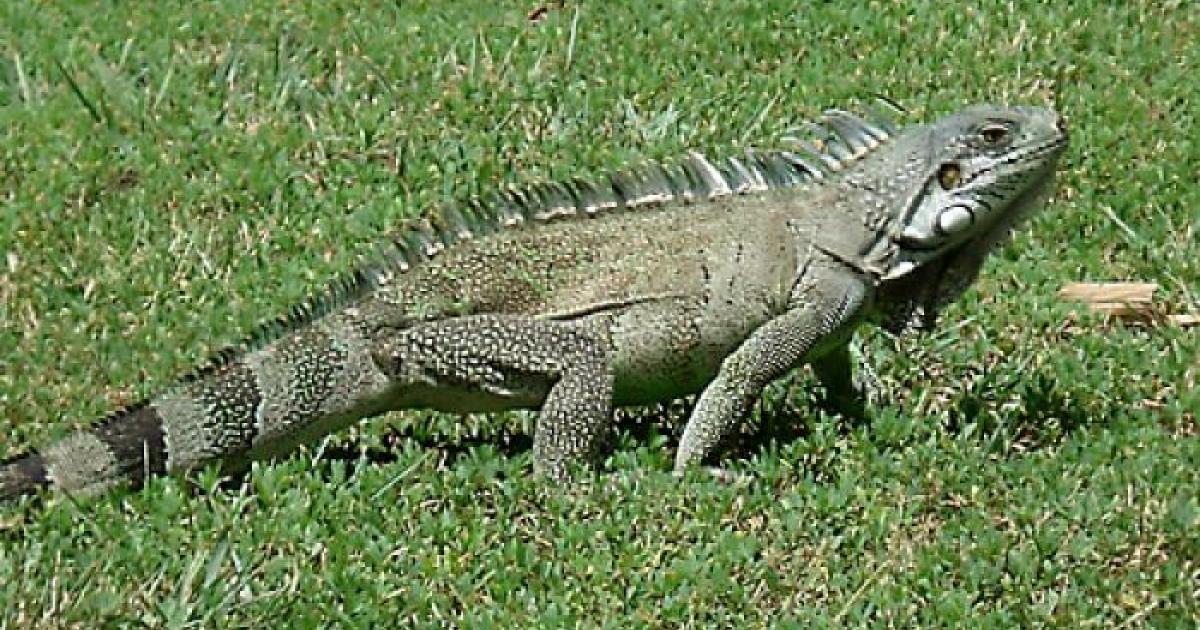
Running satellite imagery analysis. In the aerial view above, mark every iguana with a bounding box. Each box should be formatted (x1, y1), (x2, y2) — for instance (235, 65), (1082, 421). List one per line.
(0, 104), (1068, 501)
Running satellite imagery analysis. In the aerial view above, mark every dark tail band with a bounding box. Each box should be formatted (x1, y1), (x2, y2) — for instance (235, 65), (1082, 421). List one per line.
(0, 452), (51, 501)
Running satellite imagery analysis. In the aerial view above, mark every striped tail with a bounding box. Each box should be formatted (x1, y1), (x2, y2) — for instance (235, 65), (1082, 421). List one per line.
(1, 303), (396, 502)
(1, 403), (167, 500)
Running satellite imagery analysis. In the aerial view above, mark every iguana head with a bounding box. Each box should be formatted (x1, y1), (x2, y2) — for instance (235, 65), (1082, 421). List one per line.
(870, 105), (1068, 332)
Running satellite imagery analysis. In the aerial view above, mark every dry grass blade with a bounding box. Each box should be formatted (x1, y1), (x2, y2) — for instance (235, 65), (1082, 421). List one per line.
(1059, 282), (1167, 325)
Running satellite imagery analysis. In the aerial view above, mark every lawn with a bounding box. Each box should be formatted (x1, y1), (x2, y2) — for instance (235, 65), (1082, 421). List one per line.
(1, 0), (1196, 626)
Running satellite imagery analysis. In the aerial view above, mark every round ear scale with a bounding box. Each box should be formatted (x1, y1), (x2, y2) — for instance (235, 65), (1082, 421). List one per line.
(936, 205), (975, 235)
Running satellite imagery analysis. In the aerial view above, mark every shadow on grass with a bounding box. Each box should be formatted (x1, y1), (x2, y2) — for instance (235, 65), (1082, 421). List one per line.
(942, 367), (1104, 454)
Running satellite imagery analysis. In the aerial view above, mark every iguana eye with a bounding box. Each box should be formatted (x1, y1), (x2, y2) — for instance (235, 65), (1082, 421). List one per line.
(980, 123), (1010, 145)
(937, 163), (961, 189)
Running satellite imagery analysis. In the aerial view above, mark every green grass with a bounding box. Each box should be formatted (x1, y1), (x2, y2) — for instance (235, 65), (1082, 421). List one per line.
(1, 0), (1196, 626)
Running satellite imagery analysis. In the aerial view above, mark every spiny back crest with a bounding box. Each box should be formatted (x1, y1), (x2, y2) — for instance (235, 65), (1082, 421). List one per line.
(363, 106), (901, 283)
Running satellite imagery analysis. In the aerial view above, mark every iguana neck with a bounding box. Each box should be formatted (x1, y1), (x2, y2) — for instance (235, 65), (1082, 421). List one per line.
(802, 175), (909, 280)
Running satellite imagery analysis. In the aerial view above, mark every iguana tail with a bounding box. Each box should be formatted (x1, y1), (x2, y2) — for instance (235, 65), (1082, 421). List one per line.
(1, 302), (397, 501)
(1, 403), (168, 500)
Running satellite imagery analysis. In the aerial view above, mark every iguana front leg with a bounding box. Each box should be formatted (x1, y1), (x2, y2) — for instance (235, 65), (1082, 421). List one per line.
(674, 272), (869, 471)
(372, 315), (614, 481)
(810, 340), (882, 420)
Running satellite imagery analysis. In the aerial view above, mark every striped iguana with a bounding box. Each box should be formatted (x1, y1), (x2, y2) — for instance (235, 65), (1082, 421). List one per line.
(0, 104), (1068, 501)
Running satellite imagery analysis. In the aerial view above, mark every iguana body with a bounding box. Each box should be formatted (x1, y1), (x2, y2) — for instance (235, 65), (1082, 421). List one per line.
(0, 104), (1067, 500)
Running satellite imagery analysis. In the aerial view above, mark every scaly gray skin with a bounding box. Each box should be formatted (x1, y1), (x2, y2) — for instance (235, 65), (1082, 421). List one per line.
(0, 104), (1067, 501)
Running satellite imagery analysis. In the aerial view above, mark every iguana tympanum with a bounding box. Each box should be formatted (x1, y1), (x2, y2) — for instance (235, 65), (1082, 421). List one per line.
(0, 104), (1068, 501)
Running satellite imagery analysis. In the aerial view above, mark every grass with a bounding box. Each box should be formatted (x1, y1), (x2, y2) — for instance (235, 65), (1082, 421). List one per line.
(1, 0), (1196, 626)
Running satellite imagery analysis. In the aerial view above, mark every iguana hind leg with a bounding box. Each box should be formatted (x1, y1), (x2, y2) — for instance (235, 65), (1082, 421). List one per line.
(372, 315), (614, 480)
(674, 272), (869, 471)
